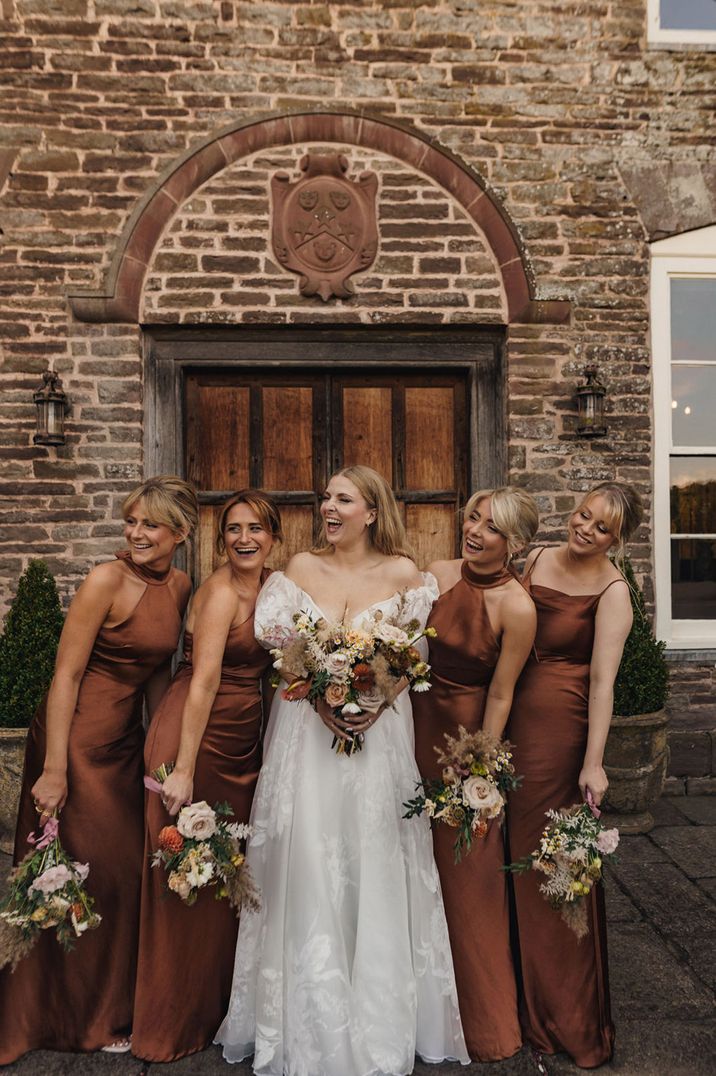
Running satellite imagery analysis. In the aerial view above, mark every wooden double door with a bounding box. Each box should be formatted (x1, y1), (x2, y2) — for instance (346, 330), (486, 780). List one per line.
(185, 369), (470, 579)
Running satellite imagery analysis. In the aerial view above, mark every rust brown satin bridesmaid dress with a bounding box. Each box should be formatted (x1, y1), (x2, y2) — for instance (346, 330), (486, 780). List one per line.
(413, 562), (522, 1062)
(507, 548), (616, 1068)
(131, 590), (272, 1062)
(0, 551), (187, 1065)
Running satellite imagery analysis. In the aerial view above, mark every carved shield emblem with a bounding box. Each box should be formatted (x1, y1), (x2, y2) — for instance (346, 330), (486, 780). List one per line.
(271, 152), (379, 301)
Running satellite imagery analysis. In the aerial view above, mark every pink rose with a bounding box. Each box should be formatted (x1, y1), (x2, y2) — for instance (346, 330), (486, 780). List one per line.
(28, 864), (74, 897)
(596, 827), (620, 855)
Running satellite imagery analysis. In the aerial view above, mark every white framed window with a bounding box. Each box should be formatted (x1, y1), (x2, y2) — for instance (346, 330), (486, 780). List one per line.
(652, 226), (716, 649)
(648, 0), (716, 45)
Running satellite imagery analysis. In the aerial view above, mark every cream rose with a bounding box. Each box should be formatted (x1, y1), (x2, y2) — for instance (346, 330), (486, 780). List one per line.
(462, 776), (504, 818)
(373, 623), (410, 646)
(168, 871), (192, 900)
(177, 800), (217, 840)
(323, 651), (352, 678)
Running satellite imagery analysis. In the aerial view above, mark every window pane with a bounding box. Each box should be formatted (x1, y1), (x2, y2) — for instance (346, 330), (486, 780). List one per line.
(660, 0), (716, 30)
(671, 539), (716, 619)
(670, 458), (716, 533)
(671, 279), (716, 364)
(671, 365), (716, 446)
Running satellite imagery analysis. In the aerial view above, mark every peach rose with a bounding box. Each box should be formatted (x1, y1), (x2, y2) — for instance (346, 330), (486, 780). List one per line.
(325, 682), (348, 708)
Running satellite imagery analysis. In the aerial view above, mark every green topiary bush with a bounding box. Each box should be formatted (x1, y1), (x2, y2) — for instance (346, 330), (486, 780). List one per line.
(0, 560), (65, 728)
(613, 557), (669, 717)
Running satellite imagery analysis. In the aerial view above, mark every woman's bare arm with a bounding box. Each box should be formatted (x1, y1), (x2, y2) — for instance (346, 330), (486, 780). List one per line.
(31, 566), (117, 814)
(579, 581), (632, 805)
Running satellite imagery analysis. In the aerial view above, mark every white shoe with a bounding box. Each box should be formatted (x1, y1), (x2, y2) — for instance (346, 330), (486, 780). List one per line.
(101, 1039), (131, 1053)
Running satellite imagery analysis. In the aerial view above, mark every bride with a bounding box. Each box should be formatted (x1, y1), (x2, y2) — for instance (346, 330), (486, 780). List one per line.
(216, 465), (468, 1076)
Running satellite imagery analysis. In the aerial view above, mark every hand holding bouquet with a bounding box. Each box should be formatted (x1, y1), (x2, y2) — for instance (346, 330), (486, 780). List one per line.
(404, 726), (519, 861)
(505, 796), (619, 938)
(0, 815), (101, 972)
(149, 788), (260, 916)
(270, 596), (435, 756)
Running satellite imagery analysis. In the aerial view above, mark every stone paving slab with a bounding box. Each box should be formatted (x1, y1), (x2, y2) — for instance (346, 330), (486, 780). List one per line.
(546, 1020), (716, 1076)
(649, 825), (716, 879)
(670, 795), (716, 826)
(648, 797), (691, 827)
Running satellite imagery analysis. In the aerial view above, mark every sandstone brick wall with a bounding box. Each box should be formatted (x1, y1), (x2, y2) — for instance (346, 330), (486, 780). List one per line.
(1, 2), (715, 768)
(142, 144), (506, 324)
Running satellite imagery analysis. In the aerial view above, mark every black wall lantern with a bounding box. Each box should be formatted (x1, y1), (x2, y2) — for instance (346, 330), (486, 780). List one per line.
(576, 365), (607, 438)
(33, 370), (69, 446)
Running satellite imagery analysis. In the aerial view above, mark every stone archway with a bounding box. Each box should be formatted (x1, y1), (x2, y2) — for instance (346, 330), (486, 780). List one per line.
(67, 109), (570, 326)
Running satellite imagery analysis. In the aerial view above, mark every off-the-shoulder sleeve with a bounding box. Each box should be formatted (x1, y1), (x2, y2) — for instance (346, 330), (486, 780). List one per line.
(253, 571), (304, 649)
(402, 571), (440, 629)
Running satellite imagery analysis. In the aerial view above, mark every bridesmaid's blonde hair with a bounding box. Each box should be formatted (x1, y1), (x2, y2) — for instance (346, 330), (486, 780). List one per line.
(122, 475), (198, 539)
(216, 489), (283, 556)
(464, 486), (540, 558)
(313, 465), (413, 559)
(577, 481), (643, 567)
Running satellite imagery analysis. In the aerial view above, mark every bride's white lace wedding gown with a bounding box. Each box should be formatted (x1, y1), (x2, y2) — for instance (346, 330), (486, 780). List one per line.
(216, 571), (468, 1076)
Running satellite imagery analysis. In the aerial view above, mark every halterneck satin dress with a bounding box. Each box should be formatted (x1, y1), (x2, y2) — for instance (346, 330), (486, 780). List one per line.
(132, 575), (272, 1062)
(0, 551), (187, 1065)
(507, 548), (617, 1068)
(413, 562), (522, 1062)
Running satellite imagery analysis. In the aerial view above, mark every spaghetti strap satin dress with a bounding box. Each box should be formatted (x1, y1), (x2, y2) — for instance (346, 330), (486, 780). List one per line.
(413, 562), (522, 1062)
(132, 584), (272, 1062)
(507, 549), (615, 1068)
(0, 550), (187, 1065)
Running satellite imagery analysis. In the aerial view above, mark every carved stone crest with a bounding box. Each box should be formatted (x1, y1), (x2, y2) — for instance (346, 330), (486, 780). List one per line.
(271, 152), (379, 301)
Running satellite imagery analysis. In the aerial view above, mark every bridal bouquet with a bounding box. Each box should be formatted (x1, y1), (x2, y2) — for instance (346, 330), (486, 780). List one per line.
(269, 597), (435, 755)
(148, 771), (260, 916)
(505, 798), (619, 938)
(0, 814), (101, 972)
(404, 727), (519, 861)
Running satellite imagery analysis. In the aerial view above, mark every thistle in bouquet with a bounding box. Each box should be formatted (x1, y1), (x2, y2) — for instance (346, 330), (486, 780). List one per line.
(404, 726), (519, 862)
(505, 795), (619, 939)
(148, 777), (260, 915)
(0, 813), (101, 972)
(269, 596), (435, 756)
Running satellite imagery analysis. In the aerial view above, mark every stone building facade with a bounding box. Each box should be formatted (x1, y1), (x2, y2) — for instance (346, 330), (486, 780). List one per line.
(1, 1), (715, 782)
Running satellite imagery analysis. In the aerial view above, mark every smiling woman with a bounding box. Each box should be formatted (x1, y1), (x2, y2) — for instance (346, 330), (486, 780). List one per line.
(132, 489), (282, 1063)
(506, 481), (643, 1068)
(0, 475), (197, 1066)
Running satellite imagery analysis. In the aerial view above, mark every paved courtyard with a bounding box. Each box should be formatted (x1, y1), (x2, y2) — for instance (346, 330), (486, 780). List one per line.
(1, 795), (714, 1076)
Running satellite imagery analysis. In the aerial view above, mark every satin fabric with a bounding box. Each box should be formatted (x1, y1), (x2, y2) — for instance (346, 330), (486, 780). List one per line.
(132, 588), (272, 1061)
(413, 562), (522, 1062)
(0, 552), (185, 1064)
(507, 553), (615, 1068)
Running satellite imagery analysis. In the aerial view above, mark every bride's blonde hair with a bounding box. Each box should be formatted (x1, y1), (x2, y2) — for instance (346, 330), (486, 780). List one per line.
(313, 465), (414, 559)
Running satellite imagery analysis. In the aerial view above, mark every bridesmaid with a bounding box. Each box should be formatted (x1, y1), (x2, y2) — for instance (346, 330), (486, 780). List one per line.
(413, 486), (538, 1061)
(132, 489), (282, 1062)
(507, 481), (642, 1068)
(0, 475), (197, 1064)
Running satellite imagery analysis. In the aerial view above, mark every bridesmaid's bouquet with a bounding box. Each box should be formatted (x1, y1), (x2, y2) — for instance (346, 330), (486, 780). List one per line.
(0, 814), (101, 971)
(268, 598), (435, 756)
(504, 798), (619, 939)
(148, 781), (260, 916)
(404, 727), (519, 861)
